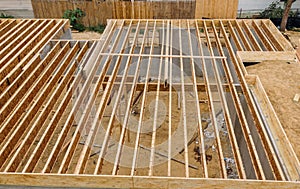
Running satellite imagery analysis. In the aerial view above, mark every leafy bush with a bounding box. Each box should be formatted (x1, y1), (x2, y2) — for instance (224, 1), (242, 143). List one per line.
(88, 24), (106, 33)
(63, 8), (86, 32)
(260, 1), (284, 19)
(0, 13), (14, 18)
(260, 0), (297, 19)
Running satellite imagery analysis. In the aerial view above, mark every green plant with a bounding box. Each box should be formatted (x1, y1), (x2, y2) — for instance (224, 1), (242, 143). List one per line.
(0, 13), (14, 18)
(260, 1), (284, 18)
(260, 0), (296, 19)
(291, 27), (300, 32)
(88, 24), (106, 34)
(63, 8), (86, 32)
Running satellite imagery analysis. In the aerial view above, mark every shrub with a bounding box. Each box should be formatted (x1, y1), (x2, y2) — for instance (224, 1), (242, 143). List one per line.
(0, 13), (14, 18)
(88, 24), (106, 34)
(63, 8), (86, 32)
(260, 1), (284, 19)
(260, 0), (296, 19)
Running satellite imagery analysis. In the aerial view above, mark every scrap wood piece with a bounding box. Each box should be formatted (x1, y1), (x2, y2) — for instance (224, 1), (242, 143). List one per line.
(293, 94), (300, 102)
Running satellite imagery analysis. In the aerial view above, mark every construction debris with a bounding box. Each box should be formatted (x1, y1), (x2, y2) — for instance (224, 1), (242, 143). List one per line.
(293, 93), (300, 102)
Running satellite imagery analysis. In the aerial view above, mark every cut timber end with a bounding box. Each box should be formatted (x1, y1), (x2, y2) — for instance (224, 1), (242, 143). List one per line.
(293, 94), (300, 102)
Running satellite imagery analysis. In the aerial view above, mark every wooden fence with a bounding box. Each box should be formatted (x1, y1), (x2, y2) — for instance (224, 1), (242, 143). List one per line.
(31, 0), (238, 26)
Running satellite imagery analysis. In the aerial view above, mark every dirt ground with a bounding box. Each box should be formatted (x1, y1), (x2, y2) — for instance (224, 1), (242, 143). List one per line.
(246, 30), (300, 160)
(285, 30), (300, 48)
(72, 31), (102, 40)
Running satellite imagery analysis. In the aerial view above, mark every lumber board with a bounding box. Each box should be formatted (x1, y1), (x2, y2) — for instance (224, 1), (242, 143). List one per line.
(210, 20), (246, 179)
(266, 20), (294, 51)
(93, 20), (135, 175)
(0, 20), (29, 44)
(0, 173), (300, 189)
(42, 20), (120, 174)
(222, 20), (286, 180)
(241, 20), (262, 51)
(0, 20), (65, 83)
(219, 20), (266, 180)
(111, 21), (142, 175)
(251, 20), (275, 51)
(236, 51), (297, 63)
(0, 20), (17, 36)
(188, 20), (208, 178)
(0, 42), (61, 124)
(4, 42), (81, 172)
(233, 20), (253, 51)
(22, 42), (89, 173)
(149, 20), (165, 176)
(203, 20), (227, 178)
(260, 21), (284, 51)
(0, 42), (72, 169)
(227, 21), (243, 51)
(131, 21), (156, 176)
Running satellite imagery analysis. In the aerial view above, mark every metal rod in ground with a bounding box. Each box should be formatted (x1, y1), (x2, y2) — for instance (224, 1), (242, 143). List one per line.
(131, 90), (143, 108)
(86, 143), (115, 157)
(139, 145), (198, 170)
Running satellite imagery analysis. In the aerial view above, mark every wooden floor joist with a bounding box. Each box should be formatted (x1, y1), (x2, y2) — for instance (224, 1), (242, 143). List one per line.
(0, 18), (299, 188)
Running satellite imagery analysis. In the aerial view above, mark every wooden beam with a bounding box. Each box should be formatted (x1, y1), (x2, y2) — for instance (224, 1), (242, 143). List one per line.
(241, 20), (262, 51)
(188, 20), (207, 178)
(0, 20), (29, 45)
(219, 20), (266, 180)
(248, 75), (300, 181)
(131, 20), (155, 176)
(0, 173), (300, 189)
(149, 20), (165, 176)
(266, 20), (294, 51)
(22, 42), (89, 173)
(4, 42), (81, 172)
(260, 21), (284, 51)
(0, 42), (70, 151)
(233, 20), (253, 51)
(0, 20), (46, 69)
(236, 51), (296, 63)
(0, 20), (17, 36)
(227, 21), (243, 51)
(42, 20), (120, 174)
(167, 20), (174, 177)
(203, 20), (227, 178)
(0, 42), (72, 170)
(94, 20), (134, 175)
(0, 19), (65, 91)
(111, 21), (142, 175)
(210, 20), (246, 179)
(251, 20), (275, 51)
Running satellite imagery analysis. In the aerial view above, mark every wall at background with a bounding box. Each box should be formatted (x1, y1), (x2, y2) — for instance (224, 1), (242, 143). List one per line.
(31, 0), (238, 26)
(0, 0), (33, 18)
(0, 0), (33, 10)
(195, 0), (239, 19)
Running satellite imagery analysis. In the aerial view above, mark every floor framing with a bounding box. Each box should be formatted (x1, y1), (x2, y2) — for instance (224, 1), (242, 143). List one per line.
(0, 18), (299, 188)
